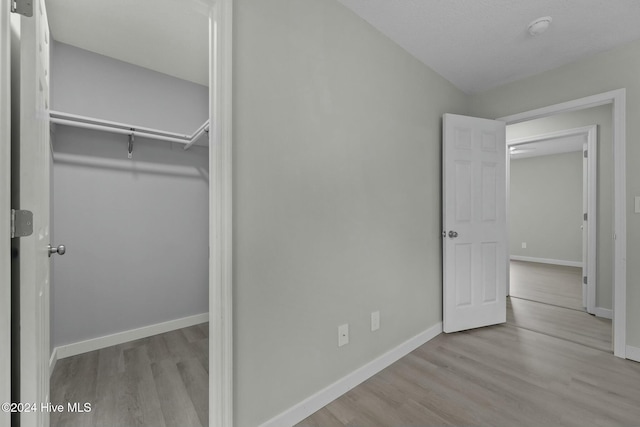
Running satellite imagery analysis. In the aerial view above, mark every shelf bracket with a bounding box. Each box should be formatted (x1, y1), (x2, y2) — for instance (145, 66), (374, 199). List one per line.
(128, 131), (134, 159)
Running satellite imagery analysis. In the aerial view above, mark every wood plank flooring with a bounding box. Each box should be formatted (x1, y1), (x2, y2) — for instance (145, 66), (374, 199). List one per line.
(508, 297), (611, 352)
(51, 272), (623, 427)
(297, 321), (640, 426)
(50, 323), (208, 427)
(510, 260), (583, 310)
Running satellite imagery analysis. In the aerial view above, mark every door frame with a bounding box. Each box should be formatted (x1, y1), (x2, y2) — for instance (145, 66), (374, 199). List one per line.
(6, 0), (234, 425)
(506, 125), (598, 314)
(1, 1), (11, 426)
(208, 0), (233, 426)
(498, 88), (626, 358)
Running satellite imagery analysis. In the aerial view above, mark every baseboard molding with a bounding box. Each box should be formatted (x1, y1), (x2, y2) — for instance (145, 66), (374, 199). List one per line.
(626, 345), (640, 363)
(258, 322), (443, 427)
(593, 307), (613, 319)
(54, 312), (209, 361)
(510, 255), (582, 268)
(49, 347), (58, 378)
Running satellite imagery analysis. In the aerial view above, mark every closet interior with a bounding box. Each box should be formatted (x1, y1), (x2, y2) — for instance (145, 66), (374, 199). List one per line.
(45, 1), (210, 425)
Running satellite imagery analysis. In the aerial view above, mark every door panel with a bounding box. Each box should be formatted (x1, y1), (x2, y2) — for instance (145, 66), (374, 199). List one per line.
(443, 114), (507, 333)
(17, 1), (51, 425)
(1, 2), (12, 426)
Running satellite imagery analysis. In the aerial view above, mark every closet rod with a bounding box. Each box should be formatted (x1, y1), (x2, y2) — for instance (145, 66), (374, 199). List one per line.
(50, 117), (199, 145)
(49, 111), (209, 148)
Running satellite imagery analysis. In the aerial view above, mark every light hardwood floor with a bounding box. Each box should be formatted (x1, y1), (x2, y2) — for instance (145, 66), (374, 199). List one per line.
(297, 320), (640, 426)
(50, 323), (208, 427)
(508, 297), (611, 352)
(510, 260), (583, 310)
(508, 260), (612, 351)
(297, 264), (624, 426)
(51, 273), (625, 427)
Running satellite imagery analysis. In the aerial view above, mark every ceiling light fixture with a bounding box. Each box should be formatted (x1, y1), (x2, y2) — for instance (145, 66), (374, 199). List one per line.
(528, 16), (552, 36)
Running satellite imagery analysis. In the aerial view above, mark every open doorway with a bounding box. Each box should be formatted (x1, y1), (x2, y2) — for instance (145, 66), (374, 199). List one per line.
(504, 104), (613, 352)
(10, 1), (232, 426)
(36, 1), (228, 426)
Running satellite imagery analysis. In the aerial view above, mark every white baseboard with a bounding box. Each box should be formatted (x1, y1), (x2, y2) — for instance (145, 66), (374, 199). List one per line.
(53, 312), (209, 361)
(593, 307), (613, 319)
(258, 322), (443, 427)
(49, 347), (58, 378)
(626, 346), (640, 363)
(510, 255), (582, 268)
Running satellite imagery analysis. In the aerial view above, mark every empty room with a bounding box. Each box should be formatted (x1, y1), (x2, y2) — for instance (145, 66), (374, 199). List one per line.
(3, 1), (640, 427)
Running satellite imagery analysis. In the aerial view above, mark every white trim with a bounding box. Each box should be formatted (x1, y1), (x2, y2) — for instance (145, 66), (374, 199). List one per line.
(209, 1), (233, 427)
(593, 307), (613, 320)
(49, 347), (57, 377)
(53, 313), (208, 360)
(259, 323), (443, 427)
(626, 346), (640, 363)
(510, 255), (582, 268)
(585, 128), (598, 314)
(499, 88), (627, 359)
(507, 125), (596, 146)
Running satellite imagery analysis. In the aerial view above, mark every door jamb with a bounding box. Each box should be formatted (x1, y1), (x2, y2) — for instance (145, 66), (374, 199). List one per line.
(499, 88), (626, 358)
(506, 125), (598, 314)
(208, 0), (233, 426)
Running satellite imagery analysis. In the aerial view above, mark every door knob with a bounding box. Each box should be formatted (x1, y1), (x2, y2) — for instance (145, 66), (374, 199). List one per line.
(448, 231), (458, 238)
(48, 244), (66, 257)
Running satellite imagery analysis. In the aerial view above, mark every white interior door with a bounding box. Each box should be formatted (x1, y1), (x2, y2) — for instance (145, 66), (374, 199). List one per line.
(443, 113), (507, 333)
(15, 2), (52, 426)
(1, 2), (12, 427)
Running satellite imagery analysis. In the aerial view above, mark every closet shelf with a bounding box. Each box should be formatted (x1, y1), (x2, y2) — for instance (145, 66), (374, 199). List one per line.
(49, 111), (209, 155)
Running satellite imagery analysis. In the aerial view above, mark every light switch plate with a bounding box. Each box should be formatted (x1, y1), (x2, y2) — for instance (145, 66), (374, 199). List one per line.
(521, 242), (527, 249)
(635, 196), (640, 213)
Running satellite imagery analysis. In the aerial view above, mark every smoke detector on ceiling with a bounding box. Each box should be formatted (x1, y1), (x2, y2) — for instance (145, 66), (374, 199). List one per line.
(528, 16), (552, 36)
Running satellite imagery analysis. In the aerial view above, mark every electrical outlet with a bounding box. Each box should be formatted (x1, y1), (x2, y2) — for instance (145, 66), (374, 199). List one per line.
(338, 324), (349, 347)
(371, 311), (380, 331)
(521, 242), (527, 249)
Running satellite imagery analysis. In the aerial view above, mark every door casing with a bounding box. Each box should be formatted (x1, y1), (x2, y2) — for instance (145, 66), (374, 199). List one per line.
(498, 89), (626, 358)
(1, 2), (12, 426)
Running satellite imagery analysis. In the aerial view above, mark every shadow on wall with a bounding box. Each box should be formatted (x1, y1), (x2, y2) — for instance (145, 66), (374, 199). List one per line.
(52, 126), (209, 181)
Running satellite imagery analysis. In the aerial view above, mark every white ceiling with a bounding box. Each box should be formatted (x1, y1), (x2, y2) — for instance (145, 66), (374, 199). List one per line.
(46, 0), (209, 86)
(337, 0), (640, 93)
(46, 1), (640, 94)
(509, 134), (585, 160)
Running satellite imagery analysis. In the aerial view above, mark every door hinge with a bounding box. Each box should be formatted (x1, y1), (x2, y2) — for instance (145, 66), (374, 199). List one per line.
(10, 0), (33, 17)
(583, 150), (588, 158)
(583, 276), (588, 285)
(11, 209), (33, 238)
(584, 212), (588, 221)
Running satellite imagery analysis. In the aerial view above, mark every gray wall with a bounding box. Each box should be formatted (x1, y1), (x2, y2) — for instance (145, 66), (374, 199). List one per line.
(51, 42), (209, 348)
(469, 42), (639, 338)
(51, 41), (208, 134)
(510, 151), (583, 263)
(506, 106), (613, 310)
(233, 0), (467, 425)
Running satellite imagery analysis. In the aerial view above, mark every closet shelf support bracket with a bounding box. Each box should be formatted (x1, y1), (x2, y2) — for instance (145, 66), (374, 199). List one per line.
(128, 131), (134, 159)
